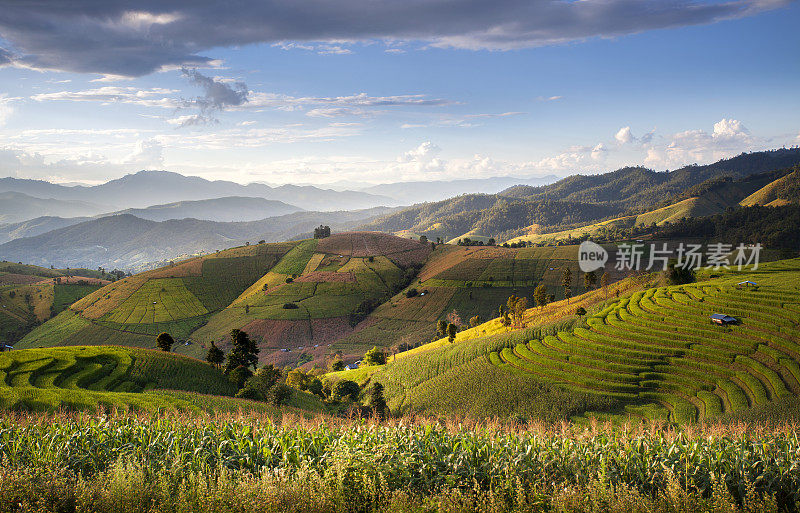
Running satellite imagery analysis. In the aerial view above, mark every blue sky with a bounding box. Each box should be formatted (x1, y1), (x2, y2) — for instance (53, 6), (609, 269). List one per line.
(0, 0), (798, 185)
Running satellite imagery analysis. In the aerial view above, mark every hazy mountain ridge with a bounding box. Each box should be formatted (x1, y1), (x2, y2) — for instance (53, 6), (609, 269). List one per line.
(106, 196), (304, 223)
(0, 208), (392, 271)
(0, 170), (394, 211)
(364, 149), (800, 242)
(0, 192), (109, 224)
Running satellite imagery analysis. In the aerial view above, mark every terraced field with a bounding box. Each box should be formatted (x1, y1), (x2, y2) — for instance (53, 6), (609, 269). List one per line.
(191, 233), (431, 365)
(18, 242), (295, 354)
(490, 259), (800, 422)
(0, 346), (242, 411)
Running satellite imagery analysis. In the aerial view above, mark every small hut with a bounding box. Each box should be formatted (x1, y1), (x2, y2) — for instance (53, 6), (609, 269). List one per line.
(710, 313), (737, 325)
(737, 280), (758, 290)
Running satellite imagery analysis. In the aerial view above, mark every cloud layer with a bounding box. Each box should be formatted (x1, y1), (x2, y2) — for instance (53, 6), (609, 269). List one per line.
(0, 1), (787, 76)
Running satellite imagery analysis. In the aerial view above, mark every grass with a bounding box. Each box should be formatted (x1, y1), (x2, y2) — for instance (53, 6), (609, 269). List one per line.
(0, 345), (293, 412)
(19, 242), (294, 351)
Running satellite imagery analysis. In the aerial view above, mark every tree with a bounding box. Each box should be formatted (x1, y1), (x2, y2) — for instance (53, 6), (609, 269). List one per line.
(436, 319), (448, 338)
(237, 364), (282, 399)
(332, 380), (360, 402)
(286, 368), (313, 389)
(534, 284), (548, 310)
(267, 383), (293, 406)
(363, 346), (387, 366)
(575, 306), (587, 318)
(314, 225), (331, 239)
(447, 323), (457, 343)
(206, 341), (224, 368)
(665, 262), (696, 285)
(469, 315), (482, 328)
(487, 238), (495, 246)
(601, 272), (610, 298)
(370, 382), (388, 421)
(584, 271), (597, 291)
(329, 358), (345, 372)
(561, 267), (572, 304)
(499, 305), (511, 328)
(225, 329), (259, 373)
(156, 332), (174, 352)
(228, 366), (253, 390)
(308, 377), (324, 397)
(419, 235), (428, 244)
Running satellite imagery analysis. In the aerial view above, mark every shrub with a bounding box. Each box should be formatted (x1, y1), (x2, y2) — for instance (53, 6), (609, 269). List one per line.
(267, 383), (293, 406)
(282, 303), (298, 309)
(405, 288), (419, 298)
(363, 346), (387, 366)
(332, 380), (360, 402)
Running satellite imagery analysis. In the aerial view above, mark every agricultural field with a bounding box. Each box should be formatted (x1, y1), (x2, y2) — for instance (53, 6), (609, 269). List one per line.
(0, 345), (242, 411)
(485, 258), (800, 423)
(331, 243), (630, 365)
(17, 242), (295, 356)
(0, 263), (107, 346)
(0, 414), (798, 512)
(329, 258), (800, 425)
(191, 233), (431, 366)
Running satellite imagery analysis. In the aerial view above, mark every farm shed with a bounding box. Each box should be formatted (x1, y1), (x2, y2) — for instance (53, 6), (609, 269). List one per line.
(710, 313), (737, 325)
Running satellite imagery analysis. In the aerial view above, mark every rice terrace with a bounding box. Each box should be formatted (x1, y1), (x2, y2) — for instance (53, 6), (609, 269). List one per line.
(2, 2), (800, 511)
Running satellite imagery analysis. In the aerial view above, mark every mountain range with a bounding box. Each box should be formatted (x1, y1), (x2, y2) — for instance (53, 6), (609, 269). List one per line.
(0, 208), (391, 271)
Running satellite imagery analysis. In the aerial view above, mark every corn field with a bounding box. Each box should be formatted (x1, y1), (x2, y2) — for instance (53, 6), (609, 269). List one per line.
(1, 413), (799, 512)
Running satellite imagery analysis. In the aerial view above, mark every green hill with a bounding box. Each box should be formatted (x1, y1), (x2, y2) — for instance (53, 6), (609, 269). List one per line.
(364, 150), (800, 244)
(191, 232), (433, 367)
(17, 242), (296, 356)
(335, 259), (800, 423)
(740, 169), (800, 207)
(0, 345), (298, 413)
(0, 262), (109, 346)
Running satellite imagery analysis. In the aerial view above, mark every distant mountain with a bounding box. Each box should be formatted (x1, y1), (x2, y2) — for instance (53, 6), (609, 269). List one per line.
(0, 216), (91, 244)
(363, 149), (800, 242)
(0, 192), (108, 224)
(107, 196), (303, 222)
(0, 208), (392, 271)
(0, 170), (395, 211)
(501, 148), (800, 211)
(740, 168), (800, 207)
(359, 176), (558, 204)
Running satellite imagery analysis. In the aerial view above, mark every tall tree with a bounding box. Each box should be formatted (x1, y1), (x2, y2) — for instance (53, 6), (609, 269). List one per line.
(156, 332), (174, 352)
(447, 323), (457, 343)
(436, 319), (448, 338)
(561, 267), (572, 304)
(584, 271), (597, 291)
(225, 329), (259, 373)
(370, 382), (388, 421)
(600, 272), (609, 298)
(206, 341), (224, 368)
(534, 284), (548, 311)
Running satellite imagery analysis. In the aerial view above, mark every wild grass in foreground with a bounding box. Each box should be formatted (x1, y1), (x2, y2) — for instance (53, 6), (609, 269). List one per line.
(0, 412), (798, 512)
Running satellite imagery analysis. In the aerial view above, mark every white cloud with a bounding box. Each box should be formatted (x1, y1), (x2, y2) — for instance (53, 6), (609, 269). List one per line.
(536, 95), (563, 102)
(306, 107), (370, 118)
(0, 94), (17, 127)
(615, 126), (634, 144)
(30, 86), (179, 108)
(123, 138), (164, 168)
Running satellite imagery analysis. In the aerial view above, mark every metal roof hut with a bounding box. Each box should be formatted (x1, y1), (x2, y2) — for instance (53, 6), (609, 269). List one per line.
(737, 280), (758, 290)
(710, 313), (737, 325)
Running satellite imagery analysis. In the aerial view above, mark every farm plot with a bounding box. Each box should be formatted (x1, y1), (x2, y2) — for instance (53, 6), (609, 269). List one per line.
(0, 346), (236, 411)
(490, 259), (800, 423)
(102, 279), (207, 325)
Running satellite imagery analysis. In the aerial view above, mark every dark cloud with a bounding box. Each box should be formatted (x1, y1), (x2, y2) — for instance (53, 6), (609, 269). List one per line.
(176, 68), (248, 126)
(0, 47), (14, 66)
(0, 1), (788, 76)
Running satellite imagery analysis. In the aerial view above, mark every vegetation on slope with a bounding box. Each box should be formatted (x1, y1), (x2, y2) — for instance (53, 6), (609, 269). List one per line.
(18, 242), (295, 356)
(1, 415), (798, 512)
(0, 345), (246, 411)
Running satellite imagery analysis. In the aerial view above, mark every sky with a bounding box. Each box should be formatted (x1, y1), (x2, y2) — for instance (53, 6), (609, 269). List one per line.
(0, 0), (798, 186)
